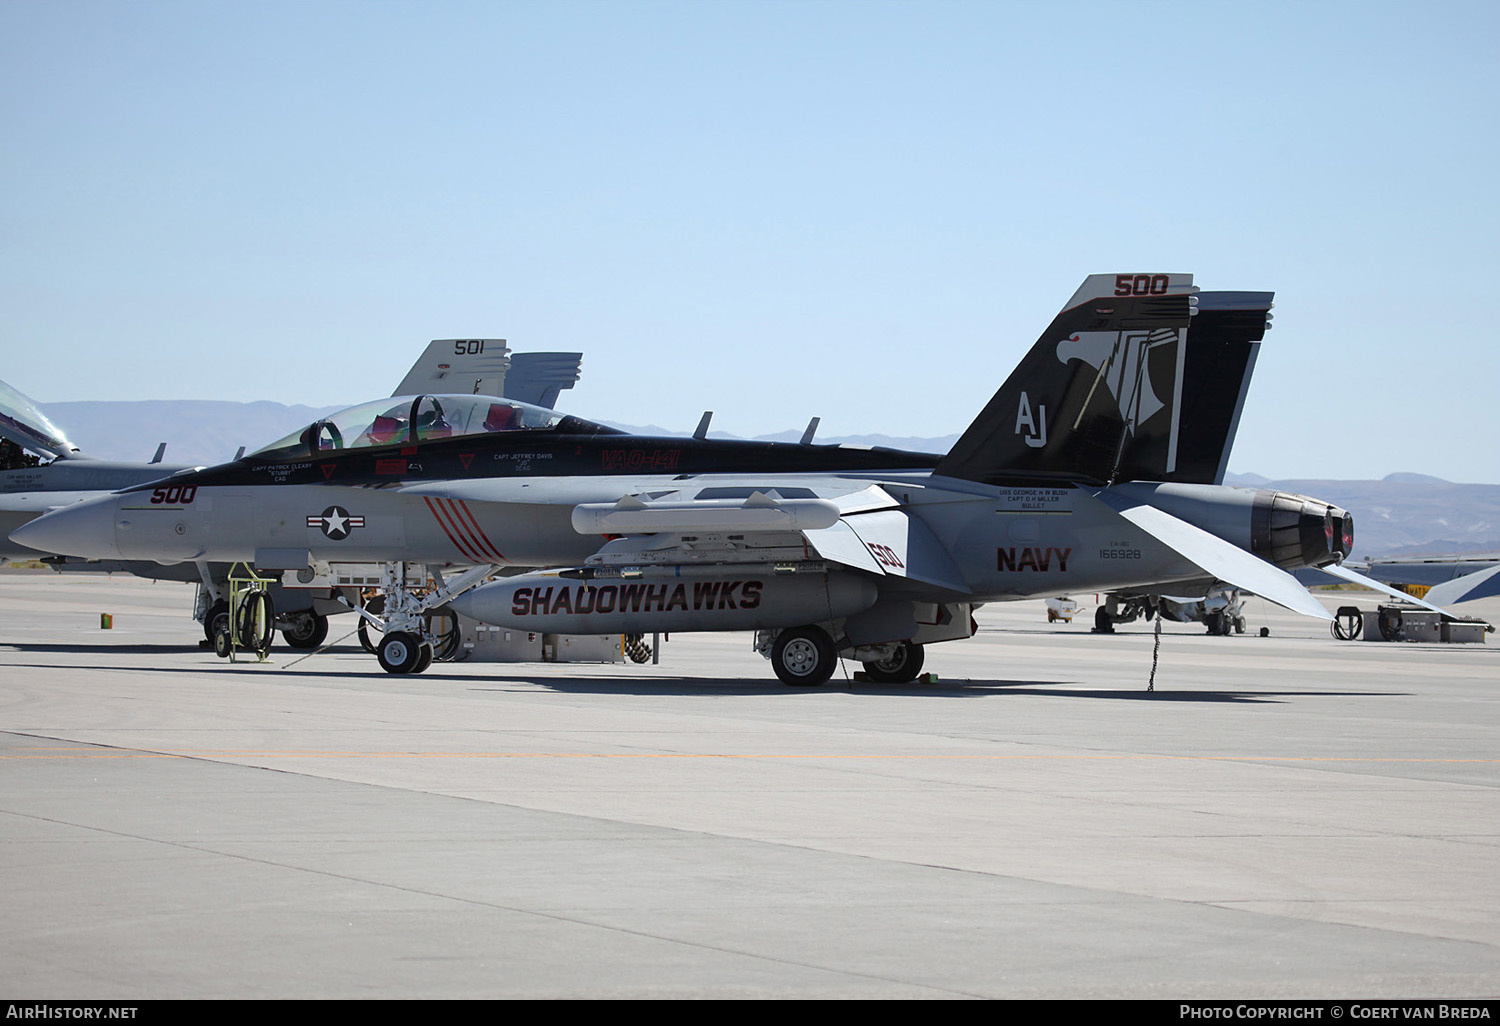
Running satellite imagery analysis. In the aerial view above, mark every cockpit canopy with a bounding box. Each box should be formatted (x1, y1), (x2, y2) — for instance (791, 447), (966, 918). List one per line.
(0, 377), (78, 463)
(249, 394), (622, 462)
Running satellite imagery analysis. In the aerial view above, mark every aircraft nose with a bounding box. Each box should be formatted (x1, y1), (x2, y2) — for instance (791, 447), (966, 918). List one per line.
(8, 495), (124, 560)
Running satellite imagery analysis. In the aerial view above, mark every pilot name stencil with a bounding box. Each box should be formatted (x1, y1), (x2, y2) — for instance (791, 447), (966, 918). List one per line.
(995, 487), (1069, 514)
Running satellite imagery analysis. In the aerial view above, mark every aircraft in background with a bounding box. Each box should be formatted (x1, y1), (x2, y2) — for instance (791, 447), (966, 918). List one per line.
(1358, 554), (1500, 608)
(1090, 587), (1253, 636)
(17, 273), (1379, 683)
(2, 340), (581, 648)
(1, 378), (197, 561)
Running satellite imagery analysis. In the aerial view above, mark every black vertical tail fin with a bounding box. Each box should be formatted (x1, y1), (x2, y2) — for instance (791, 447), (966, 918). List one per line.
(935, 273), (1198, 486)
(1115, 290), (1273, 485)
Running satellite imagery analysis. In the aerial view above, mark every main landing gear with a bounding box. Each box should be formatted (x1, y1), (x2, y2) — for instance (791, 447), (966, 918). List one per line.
(761, 626), (927, 687)
(200, 586), (330, 652)
(280, 611), (330, 650)
(859, 639), (924, 684)
(771, 626), (838, 686)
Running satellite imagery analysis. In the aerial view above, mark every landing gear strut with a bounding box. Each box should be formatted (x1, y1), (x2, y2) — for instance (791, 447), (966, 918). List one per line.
(352, 562), (496, 674)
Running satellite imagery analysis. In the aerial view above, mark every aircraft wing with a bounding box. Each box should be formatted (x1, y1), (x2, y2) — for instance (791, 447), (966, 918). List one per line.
(567, 479), (971, 593)
(423, 474), (975, 592)
(1098, 493), (1333, 620)
(1424, 564), (1500, 606)
(419, 474), (900, 509)
(804, 509), (972, 594)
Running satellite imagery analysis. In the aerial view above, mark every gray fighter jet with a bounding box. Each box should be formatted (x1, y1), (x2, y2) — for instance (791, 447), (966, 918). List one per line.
(2, 340), (581, 648)
(14, 274), (1368, 683)
(0, 378), (196, 562)
(1354, 553), (1500, 608)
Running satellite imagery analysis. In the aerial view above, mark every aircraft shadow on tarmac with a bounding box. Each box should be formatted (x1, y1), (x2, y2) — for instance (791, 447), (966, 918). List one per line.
(442, 677), (1398, 704)
(2, 642), (1401, 704)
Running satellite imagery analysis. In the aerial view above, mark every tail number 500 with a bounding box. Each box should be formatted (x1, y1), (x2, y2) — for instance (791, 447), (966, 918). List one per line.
(150, 485), (198, 505)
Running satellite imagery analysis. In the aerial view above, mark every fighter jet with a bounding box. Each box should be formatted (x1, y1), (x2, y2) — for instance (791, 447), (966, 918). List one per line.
(1, 377), (197, 563)
(14, 274), (1361, 683)
(1356, 553), (1500, 607)
(3, 340), (582, 648)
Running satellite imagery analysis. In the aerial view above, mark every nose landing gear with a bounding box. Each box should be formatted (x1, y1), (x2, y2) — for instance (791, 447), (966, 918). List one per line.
(351, 562), (497, 674)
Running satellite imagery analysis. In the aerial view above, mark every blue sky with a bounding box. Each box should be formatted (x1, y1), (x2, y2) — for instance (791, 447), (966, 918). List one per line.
(3, 0), (1497, 482)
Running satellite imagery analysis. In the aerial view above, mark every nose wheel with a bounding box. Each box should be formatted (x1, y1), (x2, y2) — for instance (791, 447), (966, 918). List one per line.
(377, 631), (434, 674)
(355, 562), (498, 674)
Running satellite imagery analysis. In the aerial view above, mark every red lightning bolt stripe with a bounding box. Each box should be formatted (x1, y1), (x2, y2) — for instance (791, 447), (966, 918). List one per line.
(424, 497), (480, 561)
(448, 498), (507, 562)
(424, 497), (506, 563)
(440, 498), (504, 562)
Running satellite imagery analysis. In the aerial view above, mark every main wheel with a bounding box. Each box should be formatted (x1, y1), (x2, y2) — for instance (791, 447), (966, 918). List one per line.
(377, 631), (424, 674)
(1093, 605), (1114, 634)
(281, 612), (329, 650)
(861, 641), (925, 684)
(771, 626), (837, 687)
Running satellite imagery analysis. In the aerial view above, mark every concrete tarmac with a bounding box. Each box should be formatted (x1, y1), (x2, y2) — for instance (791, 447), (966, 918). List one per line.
(1, 570), (1497, 999)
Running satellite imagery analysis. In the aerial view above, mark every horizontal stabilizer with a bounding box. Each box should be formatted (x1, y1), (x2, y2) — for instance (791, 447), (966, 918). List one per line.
(1102, 496), (1332, 620)
(1319, 562), (1483, 619)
